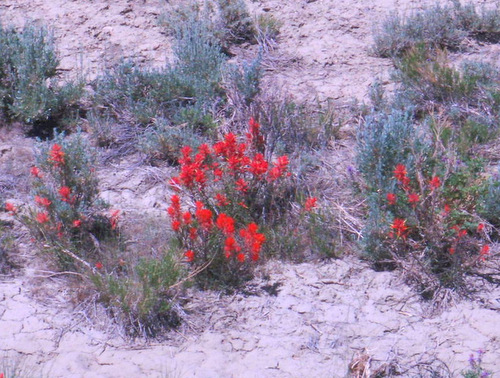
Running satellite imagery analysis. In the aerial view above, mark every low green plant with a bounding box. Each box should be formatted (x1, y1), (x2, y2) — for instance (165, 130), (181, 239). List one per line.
(0, 23), (83, 133)
(373, 1), (500, 57)
(357, 104), (491, 296)
(18, 130), (113, 269)
(461, 350), (492, 378)
(139, 118), (206, 164)
(392, 48), (500, 154)
(373, 4), (465, 57)
(216, 0), (255, 45)
(254, 14), (281, 51)
(91, 246), (183, 338)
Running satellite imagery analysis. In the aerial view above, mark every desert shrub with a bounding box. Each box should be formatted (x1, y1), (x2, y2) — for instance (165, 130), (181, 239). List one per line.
(392, 47), (500, 153)
(357, 103), (492, 297)
(91, 9), (228, 157)
(373, 1), (500, 57)
(139, 118), (206, 165)
(254, 13), (281, 51)
(0, 23), (83, 133)
(18, 130), (114, 269)
(373, 4), (465, 57)
(91, 245), (183, 338)
(479, 171), (500, 230)
(224, 55), (262, 107)
(251, 92), (339, 159)
(216, 0), (255, 45)
(167, 119), (331, 289)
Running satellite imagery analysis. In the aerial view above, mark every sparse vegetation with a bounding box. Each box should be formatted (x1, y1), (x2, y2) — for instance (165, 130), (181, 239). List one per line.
(0, 23), (83, 135)
(373, 1), (500, 57)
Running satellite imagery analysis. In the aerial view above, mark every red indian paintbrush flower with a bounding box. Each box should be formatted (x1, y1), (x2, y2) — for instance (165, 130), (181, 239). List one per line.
(216, 213), (235, 235)
(391, 218), (408, 238)
(49, 144), (65, 166)
(185, 250), (195, 262)
(304, 197), (317, 211)
(393, 164), (407, 182)
(59, 186), (71, 201)
(35, 196), (52, 208)
(30, 166), (42, 178)
(386, 193), (396, 205)
(36, 212), (49, 224)
(5, 202), (16, 214)
(429, 176), (441, 190)
(408, 193), (419, 207)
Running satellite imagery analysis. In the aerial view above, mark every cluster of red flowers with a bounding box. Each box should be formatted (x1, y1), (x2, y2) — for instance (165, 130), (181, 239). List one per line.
(388, 163), (491, 261)
(168, 119), (283, 266)
(167, 194), (266, 264)
(389, 218), (408, 239)
(49, 143), (65, 167)
(171, 120), (290, 194)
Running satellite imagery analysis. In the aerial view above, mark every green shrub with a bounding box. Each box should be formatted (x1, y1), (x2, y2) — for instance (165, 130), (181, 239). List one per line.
(0, 23), (83, 132)
(167, 119), (333, 289)
(479, 171), (500, 230)
(20, 130), (113, 269)
(92, 246), (183, 338)
(373, 1), (500, 57)
(373, 5), (465, 57)
(139, 118), (206, 164)
(254, 14), (281, 51)
(392, 48), (500, 153)
(216, 0), (255, 45)
(357, 103), (492, 296)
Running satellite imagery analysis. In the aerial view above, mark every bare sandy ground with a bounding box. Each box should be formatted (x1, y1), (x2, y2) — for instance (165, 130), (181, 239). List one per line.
(1, 0), (500, 376)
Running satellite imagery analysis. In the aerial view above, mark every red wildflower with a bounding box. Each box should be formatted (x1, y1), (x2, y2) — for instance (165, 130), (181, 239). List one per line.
(35, 196), (52, 208)
(59, 186), (71, 201)
(477, 223), (484, 232)
(449, 247), (455, 255)
(49, 144), (65, 166)
(304, 197), (317, 211)
(237, 253), (246, 263)
(5, 202), (16, 214)
(30, 166), (42, 178)
(72, 219), (82, 228)
(239, 222), (266, 260)
(189, 227), (197, 240)
(386, 193), (397, 205)
(95, 262), (103, 270)
(408, 193), (419, 207)
(36, 212), (49, 224)
(110, 209), (120, 230)
(393, 164), (407, 182)
(195, 202), (213, 230)
(185, 250), (195, 262)
(269, 155), (289, 181)
(216, 193), (229, 207)
(172, 220), (181, 231)
(480, 245), (490, 261)
(249, 153), (268, 176)
(224, 236), (241, 258)
(390, 218), (408, 238)
(429, 176), (441, 190)
(235, 178), (248, 193)
(444, 204), (451, 213)
(401, 175), (411, 190)
(216, 213), (235, 235)
(183, 212), (192, 225)
(247, 117), (265, 151)
(459, 229), (467, 238)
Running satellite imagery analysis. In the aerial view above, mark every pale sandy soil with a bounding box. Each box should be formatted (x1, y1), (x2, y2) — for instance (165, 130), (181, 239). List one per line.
(1, 0), (500, 376)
